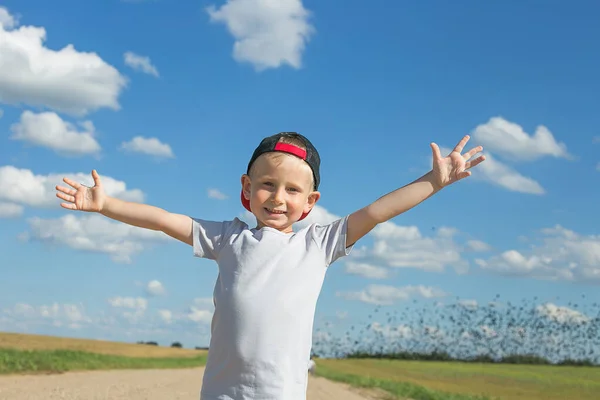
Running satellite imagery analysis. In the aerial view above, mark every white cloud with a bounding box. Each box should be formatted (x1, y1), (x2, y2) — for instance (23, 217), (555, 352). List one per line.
(23, 214), (170, 263)
(157, 309), (172, 324)
(192, 298), (214, 308)
(466, 240), (492, 252)
(120, 136), (174, 159)
(474, 152), (545, 195)
(0, 166), (144, 209)
(152, 298), (214, 327)
(108, 296), (148, 311)
(188, 308), (213, 324)
(2, 302), (92, 330)
(0, 7), (18, 29)
(536, 303), (590, 324)
(458, 299), (478, 309)
(0, 7), (126, 115)
(0, 202), (23, 218)
(337, 284), (447, 306)
(207, 0), (314, 71)
(208, 189), (228, 200)
(472, 117), (571, 161)
(124, 51), (159, 77)
(108, 296), (148, 324)
(146, 280), (166, 296)
(476, 250), (544, 276)
(0, 295), (214, 338)
(351, 220), (469, 274)
(186, 298), (214, 324)
(344, 262), (389, 279)
(370, 322), (413, 340)
(10, 111), (101, 156)
(476, 225), (600, 284)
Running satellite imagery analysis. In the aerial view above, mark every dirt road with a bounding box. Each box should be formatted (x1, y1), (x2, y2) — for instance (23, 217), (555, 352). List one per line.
(0, 368), (385, 400)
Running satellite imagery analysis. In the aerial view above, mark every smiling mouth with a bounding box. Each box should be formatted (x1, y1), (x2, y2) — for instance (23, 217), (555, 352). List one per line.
(265, 208), (286, 214)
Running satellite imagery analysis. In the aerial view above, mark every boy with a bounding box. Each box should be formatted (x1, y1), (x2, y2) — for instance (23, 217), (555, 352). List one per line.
(55, 132), (484, 399)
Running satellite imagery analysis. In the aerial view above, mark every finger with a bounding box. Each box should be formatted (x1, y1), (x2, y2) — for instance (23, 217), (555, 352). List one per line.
(456, 170), (471, 180)
(60, 202), (78, 210)
(430, 142), (442, 160)
(453, 135), (470, 154)
(463, 145), (483, 160)
(63, 177), (82, 190)
(92, 169), (102, 187)
(465, 155), (486, 169)
(55, 185), (76, 196)
(56, 192), (75, 203)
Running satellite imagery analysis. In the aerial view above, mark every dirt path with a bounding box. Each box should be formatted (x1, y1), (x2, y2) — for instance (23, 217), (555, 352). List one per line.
(0, 367), (387, 400)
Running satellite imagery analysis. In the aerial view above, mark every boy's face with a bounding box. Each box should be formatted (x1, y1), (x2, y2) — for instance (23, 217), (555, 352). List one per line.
(241, 152), (320, 233)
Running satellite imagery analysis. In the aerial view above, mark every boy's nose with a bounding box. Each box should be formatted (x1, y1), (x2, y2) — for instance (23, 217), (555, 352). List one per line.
(271, 188), (285, 204)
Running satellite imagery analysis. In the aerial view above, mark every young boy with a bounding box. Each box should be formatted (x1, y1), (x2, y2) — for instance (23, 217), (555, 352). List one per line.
(55, 132), (484, 399)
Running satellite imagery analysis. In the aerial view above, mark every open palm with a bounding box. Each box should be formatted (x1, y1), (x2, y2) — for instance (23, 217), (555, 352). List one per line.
(55, 170), (106, 212)
(430, 135), (485, 189)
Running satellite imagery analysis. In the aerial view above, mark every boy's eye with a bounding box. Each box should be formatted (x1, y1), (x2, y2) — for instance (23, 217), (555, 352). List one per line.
(287, 187), (299, 192)
(263, 182), (273, 186)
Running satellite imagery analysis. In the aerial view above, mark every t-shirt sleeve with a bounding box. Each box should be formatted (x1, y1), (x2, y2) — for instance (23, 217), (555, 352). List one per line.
(191, 218), (237, 260)
(309, 215), (354, 266)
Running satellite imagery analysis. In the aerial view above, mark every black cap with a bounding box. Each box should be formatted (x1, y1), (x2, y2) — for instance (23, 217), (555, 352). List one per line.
(246, 132), (321, 190)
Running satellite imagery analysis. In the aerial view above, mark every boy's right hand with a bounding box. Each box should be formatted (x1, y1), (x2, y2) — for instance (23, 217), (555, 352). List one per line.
(56, 169), (106, 212)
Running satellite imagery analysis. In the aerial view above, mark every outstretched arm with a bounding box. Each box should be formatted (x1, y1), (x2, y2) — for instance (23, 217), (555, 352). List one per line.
(101, 197), (193, 246)
(56, 170), (193, 246)
(346, 135), (485, 247)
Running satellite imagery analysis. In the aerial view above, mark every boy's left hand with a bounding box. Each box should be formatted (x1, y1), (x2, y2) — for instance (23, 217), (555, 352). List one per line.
(430, 135), (485, 190)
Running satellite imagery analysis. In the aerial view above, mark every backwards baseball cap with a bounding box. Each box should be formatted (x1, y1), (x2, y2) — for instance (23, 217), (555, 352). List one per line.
(241, 132), (321, 221)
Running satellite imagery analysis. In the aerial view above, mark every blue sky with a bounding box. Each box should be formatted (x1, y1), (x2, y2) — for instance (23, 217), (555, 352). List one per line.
(0, 0), (599, 349)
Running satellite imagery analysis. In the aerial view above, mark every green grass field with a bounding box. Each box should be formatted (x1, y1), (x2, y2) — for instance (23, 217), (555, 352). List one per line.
(0, 348), (207, 374)
(1, 332), (599, 400)
(316, 358), (600, 400)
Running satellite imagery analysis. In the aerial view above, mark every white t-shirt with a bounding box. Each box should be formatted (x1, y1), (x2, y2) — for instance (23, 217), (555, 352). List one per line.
(192, 215), (353, 400)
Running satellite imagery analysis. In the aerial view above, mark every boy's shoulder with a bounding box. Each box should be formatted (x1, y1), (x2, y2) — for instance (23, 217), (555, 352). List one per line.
(192, 215), (352, 263)
(192, 216), (248, 236)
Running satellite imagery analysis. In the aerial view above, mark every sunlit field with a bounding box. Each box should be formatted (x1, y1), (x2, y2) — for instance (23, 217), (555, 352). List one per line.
(0, 331), (203, 358)
(316, 358), (600, 400)
(0, 332), (207, 375)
